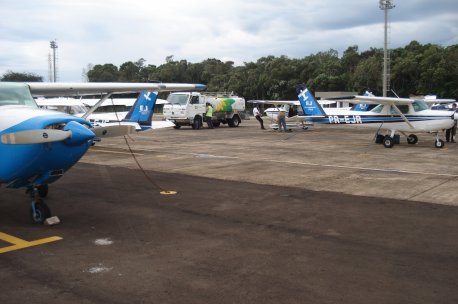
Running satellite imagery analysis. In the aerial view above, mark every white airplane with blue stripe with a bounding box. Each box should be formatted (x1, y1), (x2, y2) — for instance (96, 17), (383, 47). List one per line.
(296, 84), (455, 149)
(0, 82), (206, 224)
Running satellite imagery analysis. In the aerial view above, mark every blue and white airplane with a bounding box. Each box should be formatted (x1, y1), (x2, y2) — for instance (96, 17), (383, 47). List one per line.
(0, 82), (206, 224)
(296, 84), (455, 148)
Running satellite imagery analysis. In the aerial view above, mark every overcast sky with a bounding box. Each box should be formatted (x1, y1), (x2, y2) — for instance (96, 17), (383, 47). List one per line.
(1, 0), (457, 82)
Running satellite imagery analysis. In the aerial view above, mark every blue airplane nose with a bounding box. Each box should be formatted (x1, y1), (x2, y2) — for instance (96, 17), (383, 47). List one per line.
(63, 121), (95, 146)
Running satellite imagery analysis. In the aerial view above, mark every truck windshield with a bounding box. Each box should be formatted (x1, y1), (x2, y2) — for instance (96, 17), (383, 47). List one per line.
(167, 94), (189, 106)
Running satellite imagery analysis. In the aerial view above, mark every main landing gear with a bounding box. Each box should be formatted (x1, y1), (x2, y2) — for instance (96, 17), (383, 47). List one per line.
(27, 185), (51, 224)
(376, 132), (445, 149)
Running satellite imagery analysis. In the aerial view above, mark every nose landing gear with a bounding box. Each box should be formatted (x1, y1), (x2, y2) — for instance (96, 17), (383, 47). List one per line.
(27, 185), (51, 224)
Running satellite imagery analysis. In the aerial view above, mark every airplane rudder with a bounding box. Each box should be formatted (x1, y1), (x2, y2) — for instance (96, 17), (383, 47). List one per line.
(124, 91), (158, 124)
(296, 84), (325, 116)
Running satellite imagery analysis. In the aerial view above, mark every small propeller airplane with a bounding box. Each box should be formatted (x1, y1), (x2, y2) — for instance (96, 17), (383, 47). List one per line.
(0, 81), (206, 224)
(295, 84), (455, 148)
(36, 95), (171, 127)
(249, 94), (370, 130)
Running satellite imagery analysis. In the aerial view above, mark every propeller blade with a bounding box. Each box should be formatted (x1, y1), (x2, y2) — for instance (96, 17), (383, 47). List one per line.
(92, 125), (136, 138)
(1, 129), (72, 144)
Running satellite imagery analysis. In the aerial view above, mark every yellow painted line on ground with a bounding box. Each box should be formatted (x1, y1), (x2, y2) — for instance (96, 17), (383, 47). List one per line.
(0, 232), (62, 254)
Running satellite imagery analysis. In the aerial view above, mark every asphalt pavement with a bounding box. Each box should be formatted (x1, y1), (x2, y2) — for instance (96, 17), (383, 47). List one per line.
(1, 118), (457, 304)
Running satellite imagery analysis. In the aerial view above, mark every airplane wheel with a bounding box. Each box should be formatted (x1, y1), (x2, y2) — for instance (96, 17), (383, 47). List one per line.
(383, 135), (394, 148)
(407, 134), (418, 144)
(37, 184), (48, 198)
(435, 139), (444, 149)
(31, 199), (51, 224)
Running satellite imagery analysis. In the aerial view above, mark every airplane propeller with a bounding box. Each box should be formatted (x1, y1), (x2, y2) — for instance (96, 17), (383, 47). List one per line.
(1, 129), (72, 144)
(92, 125), (136, 138)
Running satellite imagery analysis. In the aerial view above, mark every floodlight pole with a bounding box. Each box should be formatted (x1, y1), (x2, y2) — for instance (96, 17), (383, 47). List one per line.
(379, 0), (395, 97)
(50, 40), (58, 82)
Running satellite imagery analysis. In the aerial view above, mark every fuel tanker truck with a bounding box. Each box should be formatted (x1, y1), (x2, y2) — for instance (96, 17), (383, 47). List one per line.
(163, 91), (245, 129)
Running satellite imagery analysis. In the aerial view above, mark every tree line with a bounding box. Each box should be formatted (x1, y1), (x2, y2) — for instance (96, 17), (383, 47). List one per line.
(3, 40), (457, 99)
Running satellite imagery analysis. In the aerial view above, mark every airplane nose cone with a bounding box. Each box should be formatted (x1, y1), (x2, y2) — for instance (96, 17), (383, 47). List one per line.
(63, 121), (95, 146)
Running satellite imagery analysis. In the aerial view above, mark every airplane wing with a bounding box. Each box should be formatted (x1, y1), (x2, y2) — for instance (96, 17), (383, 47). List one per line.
(353, 95), (413, 105)
(354, 95), (415, 128)
(27, 82), (206, 97)
(248, 100), (299, 106)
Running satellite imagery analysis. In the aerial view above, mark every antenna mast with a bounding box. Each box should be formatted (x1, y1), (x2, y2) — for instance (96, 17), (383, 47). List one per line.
(379, 0), (395, 97)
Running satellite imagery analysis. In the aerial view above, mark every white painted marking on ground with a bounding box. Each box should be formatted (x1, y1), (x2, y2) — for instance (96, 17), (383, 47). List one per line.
(94, 238), (113, 246)
(90, 149), (143, 156)
(86, 266), (113, 274)
(92, 148), (458, 178)
(266, 159), (458, 178)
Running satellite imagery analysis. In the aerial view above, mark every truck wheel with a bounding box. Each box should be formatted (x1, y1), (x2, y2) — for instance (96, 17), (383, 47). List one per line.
(232, 116), (240, 127)
(193, 116), (202, 130)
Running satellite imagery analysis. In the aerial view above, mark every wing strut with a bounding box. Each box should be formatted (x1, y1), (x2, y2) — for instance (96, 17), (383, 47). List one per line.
(82, 93), (113, 120)
(390, 103), (415, 129)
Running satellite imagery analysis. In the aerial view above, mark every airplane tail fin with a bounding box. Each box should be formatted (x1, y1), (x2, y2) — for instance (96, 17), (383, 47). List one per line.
(123, 91), (158, 126)
(296, 84), (326, 116)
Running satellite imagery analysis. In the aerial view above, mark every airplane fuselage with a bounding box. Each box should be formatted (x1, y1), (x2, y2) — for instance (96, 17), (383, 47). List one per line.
(305, 108), (454, 133)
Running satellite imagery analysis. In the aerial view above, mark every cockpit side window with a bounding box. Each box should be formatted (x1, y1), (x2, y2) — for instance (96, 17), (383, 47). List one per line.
(390, 105), (409, 114)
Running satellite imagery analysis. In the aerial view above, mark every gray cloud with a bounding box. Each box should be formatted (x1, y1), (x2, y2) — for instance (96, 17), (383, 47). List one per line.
(0, 0), (456, 81)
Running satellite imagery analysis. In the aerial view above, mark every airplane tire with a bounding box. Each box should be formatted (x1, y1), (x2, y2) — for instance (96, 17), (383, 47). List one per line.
(31, 200), (51, 224)
(407, 134), (418, 144)
(435, 139), (444, 149)
(383, 135), (394, 148)
(38, 184), (48, 198)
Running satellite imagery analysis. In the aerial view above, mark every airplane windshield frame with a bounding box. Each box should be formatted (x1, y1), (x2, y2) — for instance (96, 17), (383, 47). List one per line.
(0, 83), (38, 108)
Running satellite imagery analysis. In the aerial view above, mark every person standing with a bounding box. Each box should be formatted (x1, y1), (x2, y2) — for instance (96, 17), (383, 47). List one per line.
(253, 105), (265, 129)
(206, 103), (214, 129)
(277, 108), (287, 132)
(446, 103), (457, 143)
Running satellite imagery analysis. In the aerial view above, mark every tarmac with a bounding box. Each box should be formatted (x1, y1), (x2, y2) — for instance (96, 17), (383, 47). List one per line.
(1, 117), (458, 304)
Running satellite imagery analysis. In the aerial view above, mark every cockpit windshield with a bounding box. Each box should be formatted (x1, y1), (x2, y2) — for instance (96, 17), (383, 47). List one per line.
(166, 94), (189, 106)
(412, 100), (429, 112)
(0, 83), (37, 108)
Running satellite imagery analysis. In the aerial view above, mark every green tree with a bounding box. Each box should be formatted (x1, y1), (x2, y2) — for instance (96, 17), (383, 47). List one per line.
(87, 64), (119, 82)
(1, 71), (43, 82)
(85, 40), (457, 99)
(352, 54), (383, 93)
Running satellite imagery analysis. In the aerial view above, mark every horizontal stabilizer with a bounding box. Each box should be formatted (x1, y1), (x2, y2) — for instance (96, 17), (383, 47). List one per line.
(1, 129), (71, 144)
(151, 120), (175, 129)
(92, 125), (136, 138)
